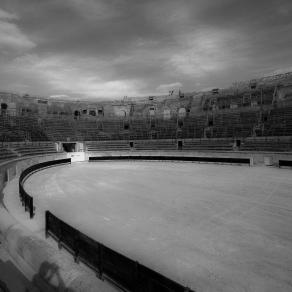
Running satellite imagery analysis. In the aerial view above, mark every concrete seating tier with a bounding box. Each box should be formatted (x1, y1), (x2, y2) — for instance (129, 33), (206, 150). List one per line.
(182, 139), (234, 151)
(1, 104), (292, 142)
(134, 140), (177, 151)
(0, 146), (17, 162)
(86, 141), (130, 151)
(42, 119), (78, 141)
(10, 142), (58, 156)
(0, 115), (48, 142)
(240, 138), (292, 152)
(264, 106), (292, 136)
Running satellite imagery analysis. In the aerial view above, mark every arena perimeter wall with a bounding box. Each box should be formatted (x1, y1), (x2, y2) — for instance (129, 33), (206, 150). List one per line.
(1, 150), (292, 291)
(0, 154), (113, 292)
(85, 150), (292, 166)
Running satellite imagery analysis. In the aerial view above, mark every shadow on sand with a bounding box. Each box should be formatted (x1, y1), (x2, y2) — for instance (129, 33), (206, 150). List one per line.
(0, 257), (75, 292)
(31, 261), (75, 292)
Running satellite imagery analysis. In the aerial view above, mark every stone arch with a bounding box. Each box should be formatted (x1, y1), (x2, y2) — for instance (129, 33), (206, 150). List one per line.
(163, 108), (171, 120)
(1, 103), (8, 110)
(149, 106), (155, 116)
(74, 110), (81, 119)
(89, 109), (96, 116)
(178, 107), (186, 118)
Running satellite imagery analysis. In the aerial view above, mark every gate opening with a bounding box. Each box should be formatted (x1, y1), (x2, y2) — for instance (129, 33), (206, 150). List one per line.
(62, 143), (76, 152)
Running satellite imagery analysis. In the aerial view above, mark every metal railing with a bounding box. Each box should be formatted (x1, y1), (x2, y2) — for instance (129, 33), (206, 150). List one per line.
(46, 211), (194, 292)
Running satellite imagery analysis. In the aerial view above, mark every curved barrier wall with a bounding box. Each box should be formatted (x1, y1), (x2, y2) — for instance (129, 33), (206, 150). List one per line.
(46, 211), (193, 292)
(0, 154), (113, 292)
(18, 158), (71, 218)
(89, 155), (251, 165)
(279, 159), (292, 167)
(4, 152), (292, 292)
(19, 156), (196, 292)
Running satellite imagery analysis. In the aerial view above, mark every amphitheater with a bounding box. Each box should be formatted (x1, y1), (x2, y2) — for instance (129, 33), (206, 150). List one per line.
(1, 72), (292, 292)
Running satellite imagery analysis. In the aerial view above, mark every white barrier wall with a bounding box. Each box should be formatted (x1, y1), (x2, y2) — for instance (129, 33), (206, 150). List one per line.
(67, 152), (86, 162)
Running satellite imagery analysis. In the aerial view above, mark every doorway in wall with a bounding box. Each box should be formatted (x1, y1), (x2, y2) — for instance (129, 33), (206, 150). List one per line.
(62, 143), (76, 152)
(177, 140), (183, 150)
(1, 103), (8, 115)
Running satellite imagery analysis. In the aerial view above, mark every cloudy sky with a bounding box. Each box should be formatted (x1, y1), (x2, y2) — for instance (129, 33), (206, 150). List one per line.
(0, 0), (291, 99)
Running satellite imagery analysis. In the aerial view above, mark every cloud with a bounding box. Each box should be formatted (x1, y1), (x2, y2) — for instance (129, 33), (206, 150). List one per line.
(0, 8), (35, 54)
(0, 1), (292, 98)
(0, 8), (17, 20)
(49, 94), (70, 99)
(156, 82), (182, 93)
(169, 28), (248, 77)
(5, 53), (146, 98)
(65, 0), (121, 20)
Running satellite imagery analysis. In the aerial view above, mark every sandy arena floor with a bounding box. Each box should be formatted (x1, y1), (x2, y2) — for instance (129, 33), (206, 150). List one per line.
(24, 161), (292, 292)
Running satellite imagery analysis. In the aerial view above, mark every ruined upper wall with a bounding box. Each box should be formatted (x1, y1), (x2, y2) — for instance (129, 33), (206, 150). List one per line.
(1, 72), (292, 118)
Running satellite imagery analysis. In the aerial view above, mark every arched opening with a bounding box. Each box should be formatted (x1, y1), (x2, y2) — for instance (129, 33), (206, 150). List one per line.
(208, 115), (214, 127)
(149, 106), (155, 116)
(124, 121), (130, 130)
(178, 107), (186, 118)
(1, 103), (8, 110)
(1, 103), (8, 115)
(74, 110), (80, 119)
(89, 110), (96, 116)
(116, 109), (126, 117)
(62, 142), (76, 152)
(97, 109), (104, 116)
(163, 109), (171, 120)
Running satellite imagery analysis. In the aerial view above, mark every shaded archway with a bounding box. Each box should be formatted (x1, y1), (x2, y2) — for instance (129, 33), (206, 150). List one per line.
(1, 103), (8, 115)
(74, 110), (80, 119)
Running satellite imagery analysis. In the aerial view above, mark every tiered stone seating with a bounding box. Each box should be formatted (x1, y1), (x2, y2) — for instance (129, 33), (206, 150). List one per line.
(240, 137), (292, 152)
(86, 141), (130, 151)
(74, 120), (101, 141)
(129, 118), (150, 140)
(211, 109), (259, 138)
(262, 87), (274, 105)
(181, 116), (205, 138)
(0, 145), (17, 162)
(264, 106), (292, 136)
(134, 140), (177, 150)
(42, 118), (78, 141)
(0, 115), (48, 142)
(239, 110), (259, 137)
(0, 95), (291, 144)
(213, 111), (239, 138)
(10, 142), (58, 156)
(15, 116), (48, 141)
(183, 139), (234, 151)
(155, 119), (177, 139)
(102, 119), (123, 133)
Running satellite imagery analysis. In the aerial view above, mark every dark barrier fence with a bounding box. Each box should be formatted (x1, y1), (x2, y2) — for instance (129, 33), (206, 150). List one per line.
(89, 155), (251, 165)
(46, 211), (194, 292)
(19, 158), (71, 218)
(279, 159), (292, 168)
